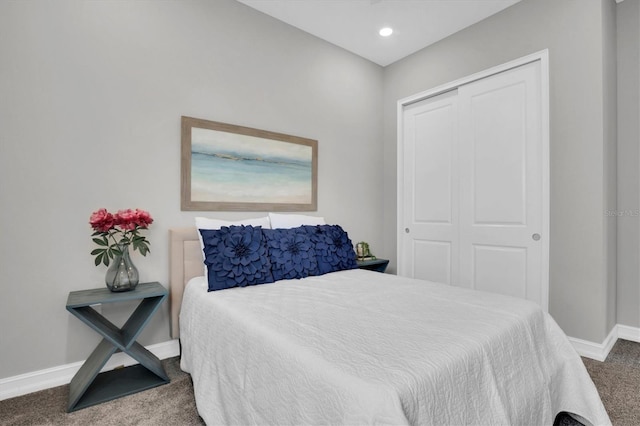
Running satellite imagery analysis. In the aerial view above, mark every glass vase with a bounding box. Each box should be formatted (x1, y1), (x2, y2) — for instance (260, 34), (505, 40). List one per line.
(105, 244), (139, 292)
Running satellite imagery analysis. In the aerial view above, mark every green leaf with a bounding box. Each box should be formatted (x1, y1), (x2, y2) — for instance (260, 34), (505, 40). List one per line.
(103, 254), (110, 267)
(91, 248), (105, 256)
(135, 240), (150, 255)
(92, 238), (108, 246)
(94, 254), (102, 266)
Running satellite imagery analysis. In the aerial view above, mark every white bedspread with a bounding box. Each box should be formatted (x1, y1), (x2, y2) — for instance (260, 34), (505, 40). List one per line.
(180, 269), (610, 426)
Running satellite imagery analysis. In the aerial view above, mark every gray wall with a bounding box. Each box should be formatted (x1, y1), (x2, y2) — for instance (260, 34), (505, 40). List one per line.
(1, 0), (636, 381)
(0, 0), (384, 379)
(603, 0), (618, 337)
(383, 0), (617, 343)
(617, 0), (640, 328)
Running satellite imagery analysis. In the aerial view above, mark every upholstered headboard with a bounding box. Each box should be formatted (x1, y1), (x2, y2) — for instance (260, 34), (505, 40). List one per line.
(169, 227), (203, 339)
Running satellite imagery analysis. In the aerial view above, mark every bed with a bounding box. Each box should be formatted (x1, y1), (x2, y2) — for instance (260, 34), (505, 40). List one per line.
(169, 226), (610, 426)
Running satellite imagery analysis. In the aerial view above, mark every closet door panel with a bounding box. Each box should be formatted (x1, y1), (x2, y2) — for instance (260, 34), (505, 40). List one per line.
(470, 82), (527, 225)
(472, 245), (527, 298)
(413, 240), (452, 285)
(400, 90), (459, 283)
(458, 61), (543, 306)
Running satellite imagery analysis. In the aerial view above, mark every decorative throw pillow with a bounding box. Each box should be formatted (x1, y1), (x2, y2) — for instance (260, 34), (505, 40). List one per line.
(262, 228), (319, 281)
(195, 216), (271, 276)
(302, 225), (358, 275)
(196, 216), (271, 277)
(200, 225), (274, 291)
(268, 213), (325, 229)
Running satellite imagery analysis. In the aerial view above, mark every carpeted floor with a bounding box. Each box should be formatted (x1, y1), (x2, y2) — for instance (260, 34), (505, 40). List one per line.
(1, 339), (638, 425)
(0, 357), (204, 426)
(582, 339), (640, 426)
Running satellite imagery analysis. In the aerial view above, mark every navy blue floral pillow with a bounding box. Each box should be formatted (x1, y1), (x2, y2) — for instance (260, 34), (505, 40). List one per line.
(262, 228), (319, 281)
(200, 225), (274, 291)
(302, 225), (358, 275)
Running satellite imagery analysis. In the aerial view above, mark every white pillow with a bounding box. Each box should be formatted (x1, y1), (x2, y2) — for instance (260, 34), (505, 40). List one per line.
(268, 213), (325, 229)
(195, 216), (271, 275)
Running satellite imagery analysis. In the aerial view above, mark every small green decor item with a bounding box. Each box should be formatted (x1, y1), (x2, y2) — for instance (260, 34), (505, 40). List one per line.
(355, 241), (376, 261)
(89, 208), (153, 292)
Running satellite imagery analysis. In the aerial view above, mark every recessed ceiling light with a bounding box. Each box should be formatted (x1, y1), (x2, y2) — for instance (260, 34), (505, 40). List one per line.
(379, 27), (393, 37)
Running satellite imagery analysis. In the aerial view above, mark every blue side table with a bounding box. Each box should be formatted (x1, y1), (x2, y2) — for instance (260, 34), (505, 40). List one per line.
(65, 282), (169, 412)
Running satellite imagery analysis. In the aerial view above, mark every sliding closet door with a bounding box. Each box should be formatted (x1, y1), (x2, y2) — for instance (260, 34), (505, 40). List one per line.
(399, 55), (548, 310)
(400, 90), (459, 284)
(457, 60), (544, 306)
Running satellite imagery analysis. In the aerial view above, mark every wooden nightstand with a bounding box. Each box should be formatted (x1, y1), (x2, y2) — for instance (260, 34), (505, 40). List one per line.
(356, 258), (389, 273)
(65, 282), (169, 412)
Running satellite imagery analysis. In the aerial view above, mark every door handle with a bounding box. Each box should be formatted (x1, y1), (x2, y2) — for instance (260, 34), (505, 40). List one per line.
(532, 233), (541, 241)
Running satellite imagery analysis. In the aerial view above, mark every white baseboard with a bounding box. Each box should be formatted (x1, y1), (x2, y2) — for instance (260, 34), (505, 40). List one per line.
(569, 324), (640, 361)
(569, 327), (618, 362)
(0, 339), (180, 401)
(616, 324), (640, 342)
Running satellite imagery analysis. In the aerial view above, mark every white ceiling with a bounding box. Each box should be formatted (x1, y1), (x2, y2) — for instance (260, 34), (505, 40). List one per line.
(237, 0), (522, 67)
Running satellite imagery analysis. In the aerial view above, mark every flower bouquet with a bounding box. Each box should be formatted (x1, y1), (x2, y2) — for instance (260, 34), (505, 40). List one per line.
(89, 208), (153, 266)
(89, 208), (153, 291)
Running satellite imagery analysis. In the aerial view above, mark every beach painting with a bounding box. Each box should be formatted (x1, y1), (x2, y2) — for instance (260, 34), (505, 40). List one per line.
(181, 117), (318, 211)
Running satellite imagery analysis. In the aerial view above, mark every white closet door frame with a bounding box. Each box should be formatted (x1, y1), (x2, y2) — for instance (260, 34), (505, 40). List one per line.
(396, 49), (550, 311)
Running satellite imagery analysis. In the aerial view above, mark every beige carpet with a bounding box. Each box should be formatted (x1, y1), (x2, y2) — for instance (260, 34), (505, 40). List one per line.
(582, 339), (640, 426)
(0, 357), (204, 426)
(1, 340), (638, 425)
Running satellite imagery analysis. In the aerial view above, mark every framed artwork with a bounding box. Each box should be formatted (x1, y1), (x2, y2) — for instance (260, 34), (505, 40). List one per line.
(181, 116), (318, 211)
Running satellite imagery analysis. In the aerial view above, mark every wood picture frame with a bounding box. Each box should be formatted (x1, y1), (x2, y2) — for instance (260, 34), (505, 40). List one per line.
(181, 116), (318, 211)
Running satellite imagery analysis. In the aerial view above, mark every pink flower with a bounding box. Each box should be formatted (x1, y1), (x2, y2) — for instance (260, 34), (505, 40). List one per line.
(89, 208), (115, 232)
(90, 207), (153, 267)
(115, 209), (137, 230)
(133, 209), (153, 228)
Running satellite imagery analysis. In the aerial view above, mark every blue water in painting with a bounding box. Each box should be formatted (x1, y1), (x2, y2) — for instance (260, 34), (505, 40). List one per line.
(191, 152), (312, 203)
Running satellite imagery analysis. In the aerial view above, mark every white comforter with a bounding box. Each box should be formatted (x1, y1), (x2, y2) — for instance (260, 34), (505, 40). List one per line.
(180, 269), (610, 426)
